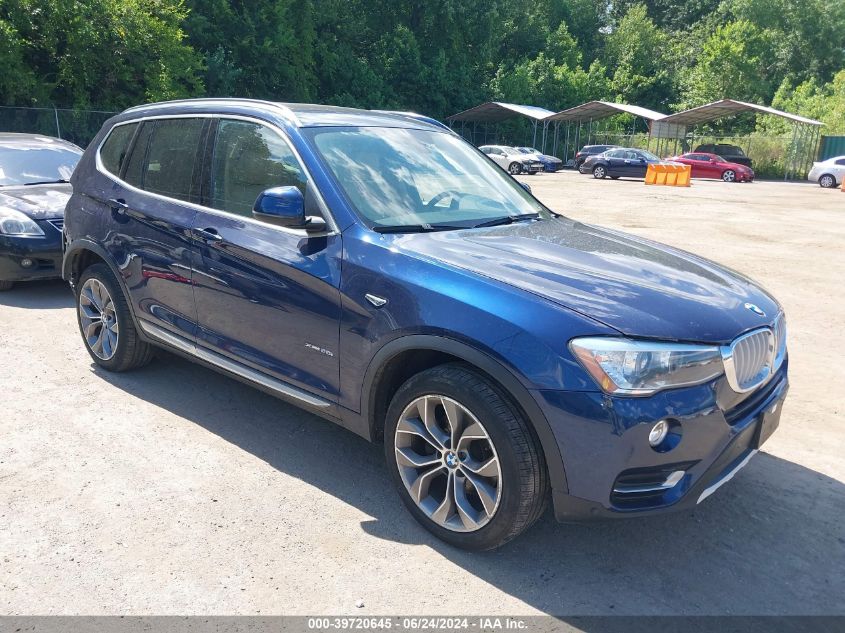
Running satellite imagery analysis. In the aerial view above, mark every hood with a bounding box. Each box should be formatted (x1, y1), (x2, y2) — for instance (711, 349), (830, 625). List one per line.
(0, 183), (72, 220)
(396, 218), (780, 344)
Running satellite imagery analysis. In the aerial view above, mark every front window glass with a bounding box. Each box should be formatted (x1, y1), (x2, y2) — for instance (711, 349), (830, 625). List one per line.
(307, 127), (548, 229)
(210, 120), (307, 217)
(638, 150), (660, 161)
(0, 141), (81, 186)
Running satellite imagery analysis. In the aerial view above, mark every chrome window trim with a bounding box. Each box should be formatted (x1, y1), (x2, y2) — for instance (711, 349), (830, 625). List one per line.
(94, 113), (339, 237)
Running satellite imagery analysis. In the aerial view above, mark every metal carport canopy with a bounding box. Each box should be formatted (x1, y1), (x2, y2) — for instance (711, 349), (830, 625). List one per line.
(446, 102), (555, 123)
(544, 101), (667, 122)
(658, 99), (822, 126)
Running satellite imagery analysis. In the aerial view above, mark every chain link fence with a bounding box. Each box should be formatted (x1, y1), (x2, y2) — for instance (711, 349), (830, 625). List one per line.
(0, 106), (117, 148)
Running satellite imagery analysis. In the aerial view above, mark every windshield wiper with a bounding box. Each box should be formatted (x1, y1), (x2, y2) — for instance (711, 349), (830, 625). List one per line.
(372, 223), (464, 234)
(24, 179), (70, 186)
(472, 213), (540, 229)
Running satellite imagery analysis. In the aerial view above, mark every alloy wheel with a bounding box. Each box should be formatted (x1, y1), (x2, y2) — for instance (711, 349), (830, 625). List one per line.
(508, 162), (522, 175)
(594, 166), (606, 179)
(394, 394), (503, 532)
(79, 278), (119, 360)
(820, 175), (834, 188)
(722, 170), (736, 182)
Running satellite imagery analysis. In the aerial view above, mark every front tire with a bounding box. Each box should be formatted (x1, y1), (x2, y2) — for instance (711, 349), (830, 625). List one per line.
(76, 263), (153, 371)
(722, 169), (737, 182)
(593, 165), (607, 179)
(385, 364), (548, 550)
(819, 174), (837, 188)
(0, 280), (13, 291)
(508, 162), (522, 175)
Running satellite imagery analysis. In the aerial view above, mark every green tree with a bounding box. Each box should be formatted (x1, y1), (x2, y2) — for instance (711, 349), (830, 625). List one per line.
(0, 0), (203, 108)
(677, 20), (776, 109)
(604, 4), (673, 110)
(766, 71), (845, 135)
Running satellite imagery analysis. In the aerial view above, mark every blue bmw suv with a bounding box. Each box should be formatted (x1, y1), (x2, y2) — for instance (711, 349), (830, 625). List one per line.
(63, 99), (788, 550)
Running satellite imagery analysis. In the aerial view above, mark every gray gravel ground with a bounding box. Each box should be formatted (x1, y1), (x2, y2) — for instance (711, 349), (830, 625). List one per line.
(1, 172), (843, 616)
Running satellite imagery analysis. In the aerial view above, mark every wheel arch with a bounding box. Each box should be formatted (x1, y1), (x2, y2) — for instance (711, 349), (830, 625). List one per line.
(63, 240), (143, 333)
(361, 334), (569, 495)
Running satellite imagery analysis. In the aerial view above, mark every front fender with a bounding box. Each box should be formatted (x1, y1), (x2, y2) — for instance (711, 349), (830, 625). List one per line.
(360, 333), (569, 495)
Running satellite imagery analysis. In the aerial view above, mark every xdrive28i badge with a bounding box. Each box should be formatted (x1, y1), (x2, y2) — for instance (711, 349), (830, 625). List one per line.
(744, 302), (766, 317)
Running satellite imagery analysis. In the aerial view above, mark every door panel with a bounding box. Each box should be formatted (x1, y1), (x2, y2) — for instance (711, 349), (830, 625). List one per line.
(191, 215), (343, 398)
(98, 118), (206, 338)
(191, 118), (342, 400)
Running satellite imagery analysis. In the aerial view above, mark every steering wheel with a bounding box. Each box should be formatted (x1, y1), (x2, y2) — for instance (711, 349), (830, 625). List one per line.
(424, 190), (466, 210)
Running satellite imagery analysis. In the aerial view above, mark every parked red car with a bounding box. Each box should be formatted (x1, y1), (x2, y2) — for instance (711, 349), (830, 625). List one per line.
(669, 152), (755, 182)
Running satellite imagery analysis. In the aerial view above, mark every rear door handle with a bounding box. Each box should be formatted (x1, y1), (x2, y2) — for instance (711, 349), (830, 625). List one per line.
(192, 227), (223, 242)
(108, 198), (128, 214)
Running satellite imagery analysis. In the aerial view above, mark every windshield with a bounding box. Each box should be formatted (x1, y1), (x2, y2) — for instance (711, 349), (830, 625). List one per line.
(639, 150), (660, 161)
(307, 127), (549, 229)
(0, 144), (82, 186)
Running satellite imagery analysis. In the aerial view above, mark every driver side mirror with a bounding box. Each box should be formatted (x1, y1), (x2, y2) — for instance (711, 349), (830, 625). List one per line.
(253, 186), (326, 232)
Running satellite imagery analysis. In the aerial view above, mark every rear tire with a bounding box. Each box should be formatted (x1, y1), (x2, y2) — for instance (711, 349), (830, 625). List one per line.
(593, 165), (607, 179)
(385, 363), (548, 551)
(819, 174), (837, 188)
(76, 263), (154, 371)
(0, 280), (13, 291)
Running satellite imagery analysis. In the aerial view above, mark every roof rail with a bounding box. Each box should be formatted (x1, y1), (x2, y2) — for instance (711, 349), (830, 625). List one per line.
(371, 110), (454, 132)
(121, 98), (301, 126)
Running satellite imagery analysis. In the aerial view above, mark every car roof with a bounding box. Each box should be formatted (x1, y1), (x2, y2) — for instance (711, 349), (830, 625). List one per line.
(116, 98), (450, 132)
(0, 132), (83, 152)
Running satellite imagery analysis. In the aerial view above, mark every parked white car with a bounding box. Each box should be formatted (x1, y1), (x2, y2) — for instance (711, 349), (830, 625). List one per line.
(479, 145), (544, 175)
(807, 156), (845, 188)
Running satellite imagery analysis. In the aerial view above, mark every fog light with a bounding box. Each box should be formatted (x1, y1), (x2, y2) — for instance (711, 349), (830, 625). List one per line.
(648, 420), (669, 447)
(20, 258), (34, 268)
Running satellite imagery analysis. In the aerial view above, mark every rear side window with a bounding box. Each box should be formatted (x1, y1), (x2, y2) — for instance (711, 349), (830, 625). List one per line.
(100, 123), (138, 176)
(123, 118), (205, 203)
(209, 119), (307, 217)
(835, 159), (845, 166)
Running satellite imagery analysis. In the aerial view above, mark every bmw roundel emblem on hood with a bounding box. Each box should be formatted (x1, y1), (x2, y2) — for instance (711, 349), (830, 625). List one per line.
(744, 302), (766, 317)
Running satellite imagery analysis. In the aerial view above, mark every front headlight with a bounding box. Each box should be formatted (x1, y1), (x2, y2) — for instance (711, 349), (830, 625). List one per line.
(0, 208), (45, 236)
(569, 337), (724, 396)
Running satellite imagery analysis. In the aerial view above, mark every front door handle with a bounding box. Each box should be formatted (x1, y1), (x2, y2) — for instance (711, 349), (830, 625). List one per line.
(192, 227), (223, 242)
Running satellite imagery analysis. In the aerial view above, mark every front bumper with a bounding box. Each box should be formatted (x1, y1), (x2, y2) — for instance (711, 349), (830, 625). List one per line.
(537, 361), (789, 522)
(0, 219), (64, 282)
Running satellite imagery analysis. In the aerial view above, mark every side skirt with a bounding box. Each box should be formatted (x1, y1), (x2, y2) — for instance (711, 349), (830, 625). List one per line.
(138, 319), (345, 422)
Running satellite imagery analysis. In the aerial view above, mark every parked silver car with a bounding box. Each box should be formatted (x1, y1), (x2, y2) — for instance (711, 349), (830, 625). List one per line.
(479, 145), (543, 175)
(807, 156), (845, 188)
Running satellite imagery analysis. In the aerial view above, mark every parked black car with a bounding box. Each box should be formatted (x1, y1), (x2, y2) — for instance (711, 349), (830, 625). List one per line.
(582, 148), (662, 180)
(575, 144), (620, 171)
(693, 143), (752, 169)
(0, 133), (83, 290)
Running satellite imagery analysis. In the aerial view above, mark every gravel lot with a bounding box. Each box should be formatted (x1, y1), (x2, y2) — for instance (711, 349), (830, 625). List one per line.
(1, 172), (843, 616)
